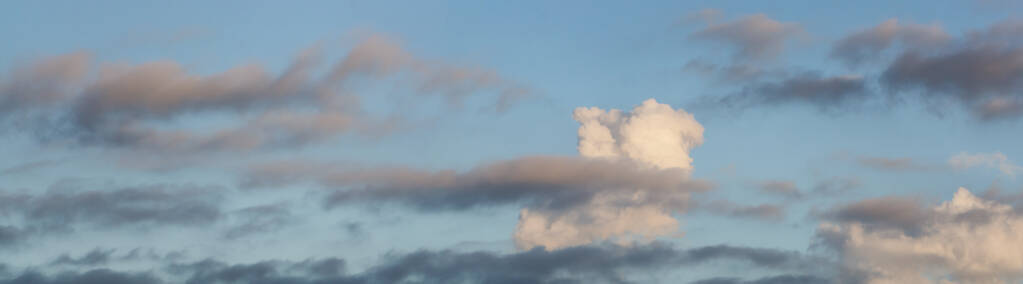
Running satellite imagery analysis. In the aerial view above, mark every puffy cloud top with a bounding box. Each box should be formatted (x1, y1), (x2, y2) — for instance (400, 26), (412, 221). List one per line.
(516, 99), (705, 250)
(817, 187), (1023, 283)
(574, 98), (704, 172)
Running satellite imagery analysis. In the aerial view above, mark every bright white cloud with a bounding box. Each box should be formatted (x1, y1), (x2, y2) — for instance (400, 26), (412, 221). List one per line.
(574, 98), (705, 172)
(514, 98), (704, 250)
(819, 188), (1023, 283)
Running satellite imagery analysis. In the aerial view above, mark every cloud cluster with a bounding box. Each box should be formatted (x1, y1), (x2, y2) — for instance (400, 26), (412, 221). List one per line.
(692, 16), (1023, 120)
(516, 99), (705, 249)
(817, 188), (1023, 283)
(240, 99), (709, 250)
(0, 35), (530, 155)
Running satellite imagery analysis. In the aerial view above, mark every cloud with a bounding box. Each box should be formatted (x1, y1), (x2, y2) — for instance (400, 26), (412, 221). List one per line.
(690, 14), (804, 60)
(700, 200), (786, 222)
(857, 156), (934, 172)
(974, 97), (1023, 120)
(242, 99), (707, 250)
(690, 275), (830, 284)
(222, 203), (296, 239)
(0, 269), (161, 284)
(247, 155), (711, 250)
(0, 35), (531, 154)
(816, 187), (1023, 283)
(757, 180), (802, 199)
(948, 152), (1023, 177)
(51, 248), (116, 266)
(0, 52), (91, 115)
(808, 177), (861, 196)
(573, 98), (704, 172)
(244, 156), (709, 212)
(682, 60), (786, 84)
(697, 72), (868, 111)
(693, 18), (1023, 121)
(881, 47), (1023, 106)
(0, 183), (223, 243)
(518, 99), (705, 249)
(166, 257), (346, 284)
(857, 153), (1023, 175)
(756, 178), (861, 200)
(0, 226), (27, 248)
(2, 243), (829, 284)
(819, 196), (931, 237)
(0, 160), (62, 176)
(831, 19), (950, 67)
(877, 20), (1023, 120)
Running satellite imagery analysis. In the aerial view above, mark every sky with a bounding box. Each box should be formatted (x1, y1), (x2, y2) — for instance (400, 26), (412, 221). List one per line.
(2, 0), (1023, 283)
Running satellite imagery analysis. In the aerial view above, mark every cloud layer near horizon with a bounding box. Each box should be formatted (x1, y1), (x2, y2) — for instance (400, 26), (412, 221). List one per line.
(817, 187), (1023, 283)
(3, 5), (1023, 284)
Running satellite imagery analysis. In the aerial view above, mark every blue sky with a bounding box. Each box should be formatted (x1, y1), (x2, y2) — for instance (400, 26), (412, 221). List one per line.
(2, 1), (1023, 283)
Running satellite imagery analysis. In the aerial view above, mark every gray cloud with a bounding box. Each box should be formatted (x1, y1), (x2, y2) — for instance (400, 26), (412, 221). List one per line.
(4, 243), (831, 284)
(0, 184), (223, 240)
(856, 156), (934, 172)
(0, 52), (90, 115)
(809, 177), (860, 196)
(682, 60), (787, 84)
(701, 200), (786, 222)
(695, 18), (1023, 121)
(0, 160), (62, 176)
(243, 156), (712, 212)
(878, 20), (1023, 120)
(0, 35), (531, 154)
(0, 226), (26, 248)
(831, 19), (950, 67)
(167, 257), (347, 284)
(981, 185), (1023, 213)
(119, 248), (187, 264)
(51, 248), (116, 267)
(816, 189), (1016, 242)
(691, 14), (803, 60)
(757, 180), (802, 199)
(222, 203), (295, 240)
(0, 269), (161, 284)
(974, 97), (1023, 120)
(882, 47), (1023, 100)
(814, 188), (1023, 282)
(820, 196), (931, 237)
(356, 243), (819, 284)
(698, 72), (868, 112)
(755, 177), (860, 201)
(690, 275), (830, 284)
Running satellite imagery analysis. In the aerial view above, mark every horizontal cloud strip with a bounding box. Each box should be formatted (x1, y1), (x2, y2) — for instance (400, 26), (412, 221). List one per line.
(0, 242), (828, 284)
(243, 156), (713, 212)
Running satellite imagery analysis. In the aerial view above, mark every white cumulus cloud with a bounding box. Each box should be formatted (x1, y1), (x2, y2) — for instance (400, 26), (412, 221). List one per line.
(514, 98), (704, 250)
(818, 187), (1023, 283)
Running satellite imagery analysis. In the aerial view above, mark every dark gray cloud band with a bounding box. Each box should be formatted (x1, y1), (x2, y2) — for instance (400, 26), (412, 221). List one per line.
(1, 242), (830, 284)
(243, 156), (712, 212)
